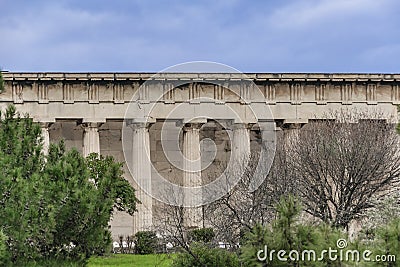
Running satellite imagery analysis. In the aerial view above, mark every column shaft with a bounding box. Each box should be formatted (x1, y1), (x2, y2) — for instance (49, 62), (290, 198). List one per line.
(131, 123), (153, 232)
(183, 123), (203, 228)
(232, 123), (251, 163)
(83, 123), (100, 157)
(40, 123), (50, 155)
(282, 123), (302, 147)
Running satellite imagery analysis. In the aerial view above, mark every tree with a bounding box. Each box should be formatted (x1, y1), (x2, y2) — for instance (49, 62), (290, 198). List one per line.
(204, 133), (297, 247)
(153, 131), (297, 256)
(241, 195), (347, 267)
(362, 191), (400, 232)
(289, 110), (400, 228)
(154, 201), (193, 255)
(0, 105), (138, 265)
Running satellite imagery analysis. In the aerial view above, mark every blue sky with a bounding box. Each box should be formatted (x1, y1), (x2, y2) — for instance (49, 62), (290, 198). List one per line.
(1, 0), (399, 73)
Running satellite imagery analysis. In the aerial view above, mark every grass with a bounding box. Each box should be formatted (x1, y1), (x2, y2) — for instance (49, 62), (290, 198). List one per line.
(88, 254), (175, 267)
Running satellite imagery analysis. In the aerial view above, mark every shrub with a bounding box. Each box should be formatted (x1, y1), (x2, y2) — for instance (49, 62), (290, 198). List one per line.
(241, 195), (347, 266)
(188, 228), (215, 244)
(172, 243), (240, 267)
(134, 231), (158, 254)
(366, 218), (400, 267)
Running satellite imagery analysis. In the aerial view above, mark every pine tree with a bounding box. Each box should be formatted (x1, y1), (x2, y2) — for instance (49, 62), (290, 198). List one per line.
(0, 105), (138, 265)
(240, 196), (347, 267)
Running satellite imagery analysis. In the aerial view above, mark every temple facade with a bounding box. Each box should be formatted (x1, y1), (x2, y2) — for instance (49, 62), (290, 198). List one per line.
(1, 72), (398, 239)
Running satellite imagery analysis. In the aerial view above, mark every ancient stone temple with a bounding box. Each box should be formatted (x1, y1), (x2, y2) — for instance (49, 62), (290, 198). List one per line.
(0, 72), (398, 239)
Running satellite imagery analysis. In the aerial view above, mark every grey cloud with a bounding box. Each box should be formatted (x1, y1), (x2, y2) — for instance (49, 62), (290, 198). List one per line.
(0, 0), (400, 72)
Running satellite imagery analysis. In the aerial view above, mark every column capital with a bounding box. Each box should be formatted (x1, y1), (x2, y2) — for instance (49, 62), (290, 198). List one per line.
(82, 118), (106, 124)
(39, 122), (54, 128)
(127, 121), (152, 130)
(81, 122), (103, 130)
(183, 122), (204, 132)
(282, 123), (304, 130)
(232, 122), (253, 130)
(257, 120), (276, 131)
(282, 119), (308, 130)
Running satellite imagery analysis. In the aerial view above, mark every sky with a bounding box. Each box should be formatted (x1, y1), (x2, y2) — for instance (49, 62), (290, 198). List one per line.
(1, 0), (400, 73)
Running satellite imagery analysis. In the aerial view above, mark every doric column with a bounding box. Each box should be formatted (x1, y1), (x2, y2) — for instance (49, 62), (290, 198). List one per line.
(183, 123), (203, 228)
(282, 123), (302, 146)
(40, 122), (51, 155)
(130, 122), (153, 232)
(231, 123), (251, 163)
(82, 122), (101, 157)
(249, 121), (277, 191)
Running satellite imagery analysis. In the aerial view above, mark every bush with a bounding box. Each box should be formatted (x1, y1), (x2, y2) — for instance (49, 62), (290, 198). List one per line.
(172, 243), (240, 267)
(188, 228), (215, 244)
(0, 230), (10, 266)
(241, 195), (347, 266)
(365, 218), (400, 267)
(134, 231), (158, 254)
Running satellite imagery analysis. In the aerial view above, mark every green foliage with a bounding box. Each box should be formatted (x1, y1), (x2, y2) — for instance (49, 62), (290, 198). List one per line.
(188, 228), (215, 244)
(240, 195), (348, 266)
(0, 105), (138, 265)
(272, 194), (303, 251)
(240, 224), (273, 267)
(359, 195), (400, 266)
(0, 230), (10, 266)
(172, 243), (240, 267)
(364, 218), (400, 267)
(134, 231), (158, 255)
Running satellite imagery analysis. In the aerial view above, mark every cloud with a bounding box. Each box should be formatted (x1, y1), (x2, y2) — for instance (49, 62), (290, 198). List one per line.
(0, 0), (400, 72)
(267, 0), (393, 29)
